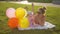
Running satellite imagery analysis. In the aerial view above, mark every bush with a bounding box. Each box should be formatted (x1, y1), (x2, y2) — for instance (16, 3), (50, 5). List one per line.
(28, 0), (52, 3)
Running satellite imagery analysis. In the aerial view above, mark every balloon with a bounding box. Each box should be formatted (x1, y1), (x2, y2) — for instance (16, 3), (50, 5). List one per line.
(8, 18), (18, 29)
(6, 8), (16, 18)
(15, 8), (27, 19)
(19, 17), (30, 28)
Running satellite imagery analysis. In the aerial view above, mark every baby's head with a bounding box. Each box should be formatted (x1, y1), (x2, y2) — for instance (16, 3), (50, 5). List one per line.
(27, 11), (33, 16)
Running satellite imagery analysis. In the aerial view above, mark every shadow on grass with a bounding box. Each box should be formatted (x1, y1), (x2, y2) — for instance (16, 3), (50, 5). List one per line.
(4, 28), (60, 34)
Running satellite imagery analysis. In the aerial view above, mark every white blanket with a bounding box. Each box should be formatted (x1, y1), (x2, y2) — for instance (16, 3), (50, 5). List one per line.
(18, 22), (55, 30)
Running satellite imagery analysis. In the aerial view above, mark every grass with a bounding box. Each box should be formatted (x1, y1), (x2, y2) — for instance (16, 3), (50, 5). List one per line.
(0, 2), (60, 34)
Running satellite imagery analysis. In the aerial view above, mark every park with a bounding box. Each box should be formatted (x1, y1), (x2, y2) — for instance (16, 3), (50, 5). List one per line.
(0, 0), (60, 34)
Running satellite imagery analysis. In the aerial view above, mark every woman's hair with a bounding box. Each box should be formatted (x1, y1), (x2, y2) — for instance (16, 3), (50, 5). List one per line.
(37, 11), (41, 14)
(43, 7), (46, 10)
(38, 7), (46, 14)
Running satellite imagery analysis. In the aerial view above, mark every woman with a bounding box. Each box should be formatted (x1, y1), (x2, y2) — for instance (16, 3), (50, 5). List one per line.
(34, 7), (46, 26)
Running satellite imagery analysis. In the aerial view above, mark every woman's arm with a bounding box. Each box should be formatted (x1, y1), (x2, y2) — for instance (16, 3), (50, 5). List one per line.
(41, 15), (45, 26)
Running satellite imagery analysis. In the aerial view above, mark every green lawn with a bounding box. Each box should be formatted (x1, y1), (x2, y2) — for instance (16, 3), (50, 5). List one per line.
(0, 2), (60, 34)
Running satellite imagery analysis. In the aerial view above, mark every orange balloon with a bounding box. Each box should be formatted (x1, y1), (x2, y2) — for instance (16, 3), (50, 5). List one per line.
(8, 18), (18, 29)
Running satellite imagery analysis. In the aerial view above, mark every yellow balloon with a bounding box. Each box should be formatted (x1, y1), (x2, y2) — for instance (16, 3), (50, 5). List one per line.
(15, 8), (27, 19)
(19, 17), (30, 28)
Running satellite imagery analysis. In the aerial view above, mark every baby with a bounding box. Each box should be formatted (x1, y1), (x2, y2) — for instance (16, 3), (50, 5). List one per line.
(27, 11), (35, 27)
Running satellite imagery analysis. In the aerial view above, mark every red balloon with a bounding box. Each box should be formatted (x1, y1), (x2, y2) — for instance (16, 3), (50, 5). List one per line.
(8, 18), (18, 29)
